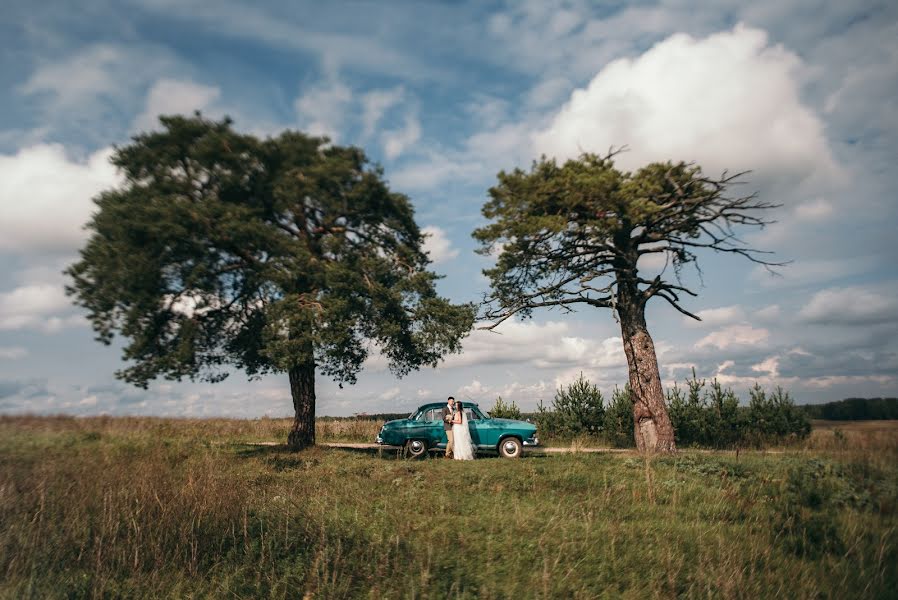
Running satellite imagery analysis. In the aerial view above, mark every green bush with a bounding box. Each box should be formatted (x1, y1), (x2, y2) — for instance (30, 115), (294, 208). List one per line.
(488, 395), (522, 419)
(535, 373), (605, 439)
(534, 371), (809, 449)
(667, 373), (809, 448)
(745, 384), (811, 445)
(604, 386), (635, 448)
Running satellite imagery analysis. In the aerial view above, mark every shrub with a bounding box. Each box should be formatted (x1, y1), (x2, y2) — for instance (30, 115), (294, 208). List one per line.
(667, 373), (808, 448)
(604, 386), (635, 448)
(488, 395), (522, 420)
(745, 384), (811, 445)
(535, 373), (605, 440)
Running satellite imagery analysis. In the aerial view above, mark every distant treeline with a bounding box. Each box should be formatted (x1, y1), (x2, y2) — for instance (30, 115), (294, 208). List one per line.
(802, 397), (898, 421)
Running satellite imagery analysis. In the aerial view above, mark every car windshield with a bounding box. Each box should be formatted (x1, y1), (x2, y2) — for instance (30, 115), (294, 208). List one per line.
(458, 405), (486, 420)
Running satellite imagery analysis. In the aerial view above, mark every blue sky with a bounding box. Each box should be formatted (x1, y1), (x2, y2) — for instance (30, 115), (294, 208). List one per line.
(1, 0), (896, 417)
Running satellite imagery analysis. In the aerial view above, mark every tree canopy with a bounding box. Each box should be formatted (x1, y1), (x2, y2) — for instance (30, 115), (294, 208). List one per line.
(67, 115), (474, 447)
(474, 152), (781, 326)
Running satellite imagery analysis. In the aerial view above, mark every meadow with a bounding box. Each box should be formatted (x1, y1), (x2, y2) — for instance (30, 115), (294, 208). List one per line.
(1, 416), (896, 599)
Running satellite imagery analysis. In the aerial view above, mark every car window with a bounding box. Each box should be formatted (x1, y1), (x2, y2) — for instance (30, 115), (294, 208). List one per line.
(464, 408), (479, 421)
(418, 408), (441, 422)
(469, 407), (488, 420)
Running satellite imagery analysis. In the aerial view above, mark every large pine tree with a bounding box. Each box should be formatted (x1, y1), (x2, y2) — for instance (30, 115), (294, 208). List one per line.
(67, 115), (475, 449)
(474, 153), (780, 452)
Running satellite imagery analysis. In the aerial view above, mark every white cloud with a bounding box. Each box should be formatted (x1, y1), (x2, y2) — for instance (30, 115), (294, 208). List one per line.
(687, 305), (746, 327)
(532, 25), (839, 185)
(294, 78), (352, 140)
(754, 304), (781, 321)
(749, 256), (877, 289)
(0, 347), (28, 360)
(752, 355), (780, 376)
(527, 77), (572, 109)
(421, 226), (459, 264)
(0, 284), (80, 332)
(794, 197), (833, 220)
(456, 379), (491, 400)
(0, 144), (120, 254)
(446, 320), (625, 372)
(695, 324), (769, 350)
(132, 78), (221, 133)
(382, 114), (422, 160)
(361, 87), (405, 137)
(20, 45), (129, 108)
(390, 152), (472, 191)
(798, 286), (898, 325)
(377, 386), (401, 402)
(495, 380), (550, 403)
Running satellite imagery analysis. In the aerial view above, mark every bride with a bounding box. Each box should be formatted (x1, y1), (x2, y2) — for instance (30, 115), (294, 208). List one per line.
(452, 401), (476, 460)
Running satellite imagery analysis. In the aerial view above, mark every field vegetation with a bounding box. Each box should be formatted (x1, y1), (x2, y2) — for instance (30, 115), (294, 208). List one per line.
(2, 415), (897, 598)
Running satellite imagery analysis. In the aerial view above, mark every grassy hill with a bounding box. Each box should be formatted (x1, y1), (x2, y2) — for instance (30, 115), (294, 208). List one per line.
(1, 416), (896, 598)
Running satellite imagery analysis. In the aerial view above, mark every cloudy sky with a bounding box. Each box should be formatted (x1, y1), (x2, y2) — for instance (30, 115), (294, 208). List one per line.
(1, 0), (896, 417)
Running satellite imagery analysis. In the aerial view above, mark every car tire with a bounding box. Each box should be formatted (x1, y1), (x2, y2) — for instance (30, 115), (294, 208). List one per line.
(498, 437), (522, 458)
(404, 439), (428, 459)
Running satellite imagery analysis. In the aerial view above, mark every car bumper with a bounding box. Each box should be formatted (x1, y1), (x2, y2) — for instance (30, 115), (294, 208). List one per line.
(523, 435), (539, 446)
(375, 434), (384, 444)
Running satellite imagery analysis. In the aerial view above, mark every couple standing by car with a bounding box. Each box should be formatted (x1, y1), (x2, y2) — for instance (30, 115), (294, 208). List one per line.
(441, 396), (475, 460)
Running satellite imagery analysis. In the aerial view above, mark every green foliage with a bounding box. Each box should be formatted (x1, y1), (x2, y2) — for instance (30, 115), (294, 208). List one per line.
(604, 386), (636, 448)
(488, 395), (522, 420)
(473, 153), (777, 322)
(667, 373), (811, 448)
(535, 373), (605, 438)
(770, 460), (850, 557)
(65, 115), (475, 391)
(745, 384), (812, 444)
(803, 397), (898, 420)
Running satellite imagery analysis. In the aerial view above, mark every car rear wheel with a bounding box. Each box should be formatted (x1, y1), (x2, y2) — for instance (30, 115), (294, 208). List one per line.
(404, 439), (428, 459)
(498, 437), (522, 458)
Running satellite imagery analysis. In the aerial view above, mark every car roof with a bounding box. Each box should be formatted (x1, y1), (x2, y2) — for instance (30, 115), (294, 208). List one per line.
(416, 401), (479, 410)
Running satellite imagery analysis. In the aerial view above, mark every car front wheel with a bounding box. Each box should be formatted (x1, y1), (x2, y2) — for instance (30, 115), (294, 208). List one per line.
(405, 439), (428, 459)
(498, 437), (522, 458)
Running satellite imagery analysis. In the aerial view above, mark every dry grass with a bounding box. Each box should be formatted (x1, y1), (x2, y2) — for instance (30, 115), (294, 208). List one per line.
(802, 419), (898, 456)
(1, 416), (896, 599)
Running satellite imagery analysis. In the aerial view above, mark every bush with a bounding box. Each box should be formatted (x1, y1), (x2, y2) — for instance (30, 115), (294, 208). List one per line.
(535, 373), (605, 440)
(604, 386), (635, 448)
(745, 384), (811, 445)
(488, 395), (522, 419)
(667, 373), (809, 448)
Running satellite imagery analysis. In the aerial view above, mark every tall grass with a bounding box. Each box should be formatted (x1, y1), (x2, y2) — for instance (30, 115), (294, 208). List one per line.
(1, 416), (896, 598)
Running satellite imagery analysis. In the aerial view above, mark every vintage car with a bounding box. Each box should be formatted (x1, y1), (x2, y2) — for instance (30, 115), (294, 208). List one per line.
(375, 402), (538, 458)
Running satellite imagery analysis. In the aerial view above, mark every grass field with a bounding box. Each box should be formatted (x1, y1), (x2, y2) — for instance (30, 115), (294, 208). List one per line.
(1, 416), (896, 599)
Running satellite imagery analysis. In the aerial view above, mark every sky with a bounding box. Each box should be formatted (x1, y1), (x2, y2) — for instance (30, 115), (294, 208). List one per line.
(1, 0), (896, 418)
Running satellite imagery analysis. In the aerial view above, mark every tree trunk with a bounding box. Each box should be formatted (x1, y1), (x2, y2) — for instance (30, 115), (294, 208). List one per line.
(287, 361), (316, 450)
(618, 301), (677, 453)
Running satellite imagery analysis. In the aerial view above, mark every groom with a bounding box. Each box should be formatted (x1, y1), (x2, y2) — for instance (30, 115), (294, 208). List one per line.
(441, 396), (456, 458)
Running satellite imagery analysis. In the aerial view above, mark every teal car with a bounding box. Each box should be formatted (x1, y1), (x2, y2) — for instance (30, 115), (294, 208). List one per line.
(375, 402), (538, 458)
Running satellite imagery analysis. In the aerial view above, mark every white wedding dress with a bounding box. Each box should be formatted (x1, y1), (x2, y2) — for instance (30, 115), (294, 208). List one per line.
(452, 409), (475, 460)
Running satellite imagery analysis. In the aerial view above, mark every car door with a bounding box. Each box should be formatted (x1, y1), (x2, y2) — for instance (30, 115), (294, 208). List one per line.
(422, 407), (446, 447)
(465, 406), (495, 448)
